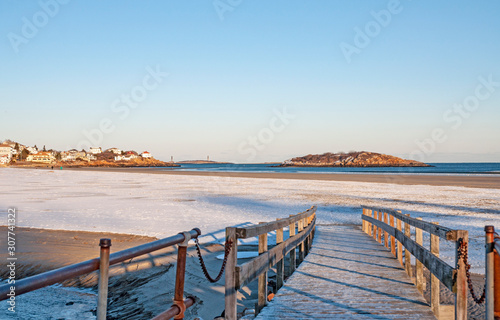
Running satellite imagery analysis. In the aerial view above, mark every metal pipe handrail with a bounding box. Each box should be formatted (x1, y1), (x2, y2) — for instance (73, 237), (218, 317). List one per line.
(0, 228), (201, 300)
(151, 297), (196, 320)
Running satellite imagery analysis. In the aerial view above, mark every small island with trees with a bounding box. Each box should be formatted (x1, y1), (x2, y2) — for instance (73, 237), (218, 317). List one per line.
(280, 151), (431, 167)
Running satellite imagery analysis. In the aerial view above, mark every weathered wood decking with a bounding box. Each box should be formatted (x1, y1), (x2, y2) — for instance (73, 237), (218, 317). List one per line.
(255, 225), (437, 319)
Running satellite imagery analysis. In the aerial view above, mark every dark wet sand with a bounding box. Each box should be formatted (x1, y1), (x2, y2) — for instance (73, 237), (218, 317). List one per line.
(64, 167), (500, 189)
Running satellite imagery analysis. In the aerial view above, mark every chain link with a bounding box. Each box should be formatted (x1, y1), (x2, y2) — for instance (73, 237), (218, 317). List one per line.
(194, 238), (233, 283)
(456, 238), (486, 304)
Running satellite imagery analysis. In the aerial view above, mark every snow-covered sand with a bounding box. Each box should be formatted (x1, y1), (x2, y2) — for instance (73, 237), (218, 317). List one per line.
(1, 168), (499, 273)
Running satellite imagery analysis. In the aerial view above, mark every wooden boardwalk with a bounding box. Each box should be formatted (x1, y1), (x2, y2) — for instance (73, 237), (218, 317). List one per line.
(254, 225), (437, 319)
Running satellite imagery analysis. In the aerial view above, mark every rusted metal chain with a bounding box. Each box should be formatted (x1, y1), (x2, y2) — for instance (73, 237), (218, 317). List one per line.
(194, 238), (232, 283)
(457, 238), (486, 304)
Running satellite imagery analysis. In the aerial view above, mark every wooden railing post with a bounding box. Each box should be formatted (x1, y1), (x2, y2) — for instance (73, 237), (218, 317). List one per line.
(378, 211), (382, 244)
(288, 216), (296, 276)
(362, 208), (366, 233)
(455, 230), (468, 320)
(415, 218), (424, 293)
(370, 209), (374, 236)
(298, 219), (304, 263)
(396, 217), (403, 267)
(389, 214), (396, 256)
(404, 214), (413, 279)
(362, 208), (365, 232)
(304, 217), (310, 256)
(384, 211), (389, 249)
(431, 222), (440, 318)
(372, 210), (378, 241)
(256, 223), (268, 314)
(276, 219), (284, 291)
(225, 227), (238, 320)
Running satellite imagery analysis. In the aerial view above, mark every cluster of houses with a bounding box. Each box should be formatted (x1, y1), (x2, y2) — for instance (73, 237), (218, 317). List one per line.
(0, 140), (152, 165)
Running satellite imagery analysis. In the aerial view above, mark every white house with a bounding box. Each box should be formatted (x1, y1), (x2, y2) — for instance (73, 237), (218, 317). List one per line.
(0, 144), (12, 160)
(0, 155), (10, 164)
(89, 147), (102, 154)
(105, 148), (122, 154)
(141, 151), (152, 159)
(26, 152), (56, 163)
(114, 154), (137, 161)
(60, 152), (74, 161)
(26, 146), (38, 154)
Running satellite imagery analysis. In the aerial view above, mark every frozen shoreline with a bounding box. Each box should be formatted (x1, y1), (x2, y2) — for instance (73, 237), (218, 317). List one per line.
(1, 167), (499, 274)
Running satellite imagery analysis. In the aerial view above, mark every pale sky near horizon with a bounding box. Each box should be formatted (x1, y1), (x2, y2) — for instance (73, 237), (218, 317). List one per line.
(1, 1), (499, 163)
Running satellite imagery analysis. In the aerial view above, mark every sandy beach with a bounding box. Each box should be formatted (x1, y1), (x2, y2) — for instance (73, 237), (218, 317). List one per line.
(65, 167), (500, 189)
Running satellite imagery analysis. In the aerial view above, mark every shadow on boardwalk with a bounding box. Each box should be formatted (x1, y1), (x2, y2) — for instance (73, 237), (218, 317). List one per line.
(255, 225), (436, 319)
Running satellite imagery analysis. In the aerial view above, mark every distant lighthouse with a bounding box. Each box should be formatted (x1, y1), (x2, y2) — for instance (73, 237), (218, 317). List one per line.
(207, 155), (209, 161)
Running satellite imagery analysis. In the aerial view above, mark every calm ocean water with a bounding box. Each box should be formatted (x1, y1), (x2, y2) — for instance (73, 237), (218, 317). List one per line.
(162, 163), (500, 175)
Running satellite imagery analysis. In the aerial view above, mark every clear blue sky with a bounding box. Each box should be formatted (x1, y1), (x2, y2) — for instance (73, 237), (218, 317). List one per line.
(1, 1), (499, 162)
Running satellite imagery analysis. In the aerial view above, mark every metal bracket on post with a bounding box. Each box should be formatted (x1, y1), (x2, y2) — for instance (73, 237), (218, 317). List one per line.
(172, 299), (187, 320)
(179, 231), (191, 247)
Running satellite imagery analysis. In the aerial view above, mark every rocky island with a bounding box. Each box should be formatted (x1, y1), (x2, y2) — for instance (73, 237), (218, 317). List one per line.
(280, 151), (431, 167)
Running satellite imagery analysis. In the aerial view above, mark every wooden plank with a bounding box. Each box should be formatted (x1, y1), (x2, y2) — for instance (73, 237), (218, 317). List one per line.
(416, 218), (424, 293)
(236, 206), (316, 239)
(431, 222), (440, 318)
(257, 223), (268, 314)
(255, 225), (437, 319)
(390, 215), (396, 256)
(276, 220), (284, 291)
(224, 227), (238, 320)
(236, 218), (315, 289)
(363, 215), (455, 291)
(362, 206), (456, 240)
(455, 230), (468, 320)
(397, 218), (403, 266)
